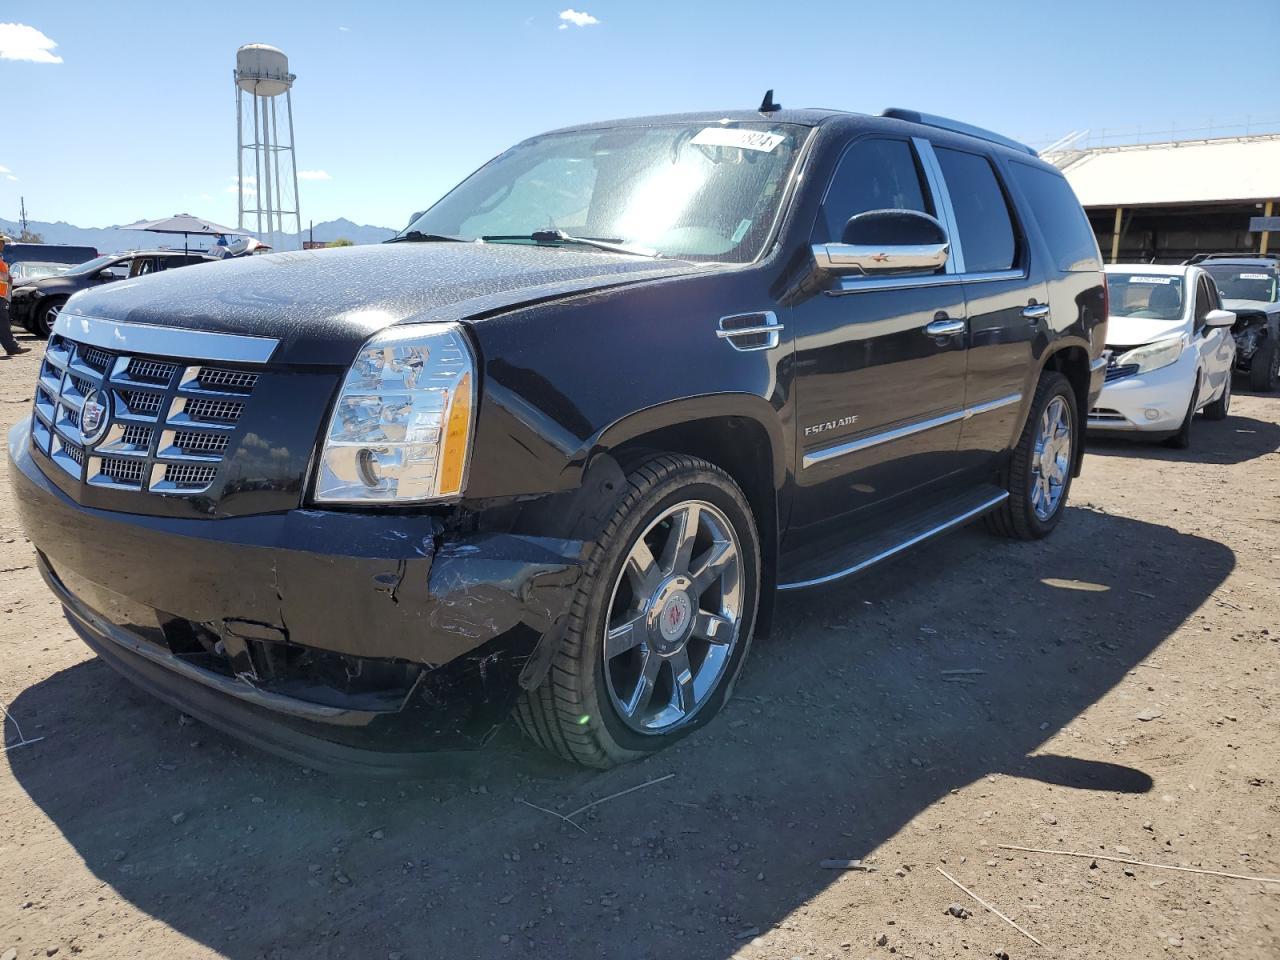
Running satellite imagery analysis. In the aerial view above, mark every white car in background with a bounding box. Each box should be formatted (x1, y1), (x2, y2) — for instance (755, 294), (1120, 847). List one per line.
(1090, 264), (1236, 448)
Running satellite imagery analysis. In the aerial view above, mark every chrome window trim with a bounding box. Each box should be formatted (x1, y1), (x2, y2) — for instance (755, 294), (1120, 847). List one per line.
(54, 312), (279, 364)
(831, 268), (1025, 295)
(802, 392), (1021, 468)
(913, 137), (966, 274)
(777, 490), (1010, 590)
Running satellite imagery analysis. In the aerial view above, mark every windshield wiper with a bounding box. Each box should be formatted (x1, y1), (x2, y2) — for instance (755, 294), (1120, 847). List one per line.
(483, 229), (660, 258)
(386, 230), (465, 244)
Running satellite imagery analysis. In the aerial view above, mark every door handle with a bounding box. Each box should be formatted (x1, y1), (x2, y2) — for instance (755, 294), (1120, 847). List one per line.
(925, 317), (966, 337)
(1022, 303), (1050, 322)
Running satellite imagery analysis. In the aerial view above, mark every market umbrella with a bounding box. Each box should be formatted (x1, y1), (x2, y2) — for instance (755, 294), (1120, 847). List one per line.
(122, 214), (248, 255)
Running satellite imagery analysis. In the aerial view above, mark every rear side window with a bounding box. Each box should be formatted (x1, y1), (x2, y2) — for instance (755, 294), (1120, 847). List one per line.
(1008, 162), (1101, 273)
(934, 147), (1018, 273)
(816, 138), (932, 243)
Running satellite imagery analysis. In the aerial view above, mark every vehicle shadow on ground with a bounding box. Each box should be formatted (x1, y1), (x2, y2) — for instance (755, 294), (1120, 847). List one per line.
(1087, 411), (1280, 465)
(5, 508), (1232, 960)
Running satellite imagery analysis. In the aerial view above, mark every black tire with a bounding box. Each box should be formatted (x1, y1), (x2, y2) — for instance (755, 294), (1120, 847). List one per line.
(1249, 336), (1279, 392)
(33, 297), (67, 339)
(1163, 379), (1199, 449)
(515, 454), (761, 768)
(1202, 373), (1231, 421)
(985, 371), (1078, 541)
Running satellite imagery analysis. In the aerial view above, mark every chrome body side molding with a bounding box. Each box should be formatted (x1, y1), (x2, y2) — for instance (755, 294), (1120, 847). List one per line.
(55, 312), (280, 364)
(802, 392), (1022, 468)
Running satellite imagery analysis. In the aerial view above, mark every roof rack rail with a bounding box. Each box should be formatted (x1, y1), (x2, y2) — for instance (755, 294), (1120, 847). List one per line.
(1185, 251), (1280, 264)
(881, 108), (1038, 157)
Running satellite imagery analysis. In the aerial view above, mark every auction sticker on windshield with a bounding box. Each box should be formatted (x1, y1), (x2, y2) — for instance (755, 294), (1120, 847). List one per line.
(1240, 273), (1271, 280)
(692, 128), (786, 152)
(1129, 276), (1176, 284)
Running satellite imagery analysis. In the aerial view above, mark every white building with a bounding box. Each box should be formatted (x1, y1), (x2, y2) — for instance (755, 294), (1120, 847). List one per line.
(1043, 133), (1280, 263)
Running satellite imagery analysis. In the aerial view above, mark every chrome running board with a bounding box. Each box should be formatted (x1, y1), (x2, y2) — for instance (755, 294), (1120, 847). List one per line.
(778, 487), (1009, 591)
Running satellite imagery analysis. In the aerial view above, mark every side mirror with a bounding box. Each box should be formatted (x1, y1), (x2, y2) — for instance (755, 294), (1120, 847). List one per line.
(811, 209), (949, 276)
(1204, 308), (1235, 329)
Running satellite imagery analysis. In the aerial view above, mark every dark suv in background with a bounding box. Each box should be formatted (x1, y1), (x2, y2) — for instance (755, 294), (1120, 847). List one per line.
(10, 249), (217, 338)
(9, 104), (1106, 773)
(1187, 253), (1280, 390)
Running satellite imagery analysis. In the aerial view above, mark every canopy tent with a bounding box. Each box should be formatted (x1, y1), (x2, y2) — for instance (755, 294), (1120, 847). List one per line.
(122, 214), (249, 255)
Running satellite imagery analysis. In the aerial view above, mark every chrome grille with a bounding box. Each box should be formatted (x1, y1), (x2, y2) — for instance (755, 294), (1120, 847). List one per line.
(162, 463), (218, 488)
(122, 390), (165, 416)
(172, 430), (230, 455)
(127, 358), (178, 383)
(198, 368), (259, 391)
(80, 346), (113, 372)
(29, 332), (261, 497)
(183, 397), (245, 423)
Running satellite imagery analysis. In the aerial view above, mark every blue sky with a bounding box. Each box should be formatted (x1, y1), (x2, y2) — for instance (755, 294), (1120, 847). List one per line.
(3, 0), (1278, 231)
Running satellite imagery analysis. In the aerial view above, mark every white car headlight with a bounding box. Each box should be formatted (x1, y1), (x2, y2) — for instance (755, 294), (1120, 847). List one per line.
(313, 323), (476, 504)
(1116, 335), (1186, 375)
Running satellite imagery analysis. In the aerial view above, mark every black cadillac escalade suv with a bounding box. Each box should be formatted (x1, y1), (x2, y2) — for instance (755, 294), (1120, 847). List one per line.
(9, 105), (1107, 773)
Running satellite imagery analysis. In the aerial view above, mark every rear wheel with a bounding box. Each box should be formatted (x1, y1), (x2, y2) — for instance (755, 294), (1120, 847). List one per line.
(1203, 372), (1230, 421)
(516, 454), (760, 768)
(1249, 337), (1279, 392)
(33, 297), (67, 339)
(985, 371), (1077, 540)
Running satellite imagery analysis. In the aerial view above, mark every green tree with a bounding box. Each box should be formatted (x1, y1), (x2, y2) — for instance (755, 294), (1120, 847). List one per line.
(17, 229), (43, 243)
(328, 238), (354, 247)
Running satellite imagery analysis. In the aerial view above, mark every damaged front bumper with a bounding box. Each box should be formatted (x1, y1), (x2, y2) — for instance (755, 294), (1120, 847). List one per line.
(9, 422), (585, 773)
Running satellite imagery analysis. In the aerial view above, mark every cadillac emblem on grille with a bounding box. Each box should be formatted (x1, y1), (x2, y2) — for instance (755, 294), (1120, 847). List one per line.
(80, 388), (112, 446)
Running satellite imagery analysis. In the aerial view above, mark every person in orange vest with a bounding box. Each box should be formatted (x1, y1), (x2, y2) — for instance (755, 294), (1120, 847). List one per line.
(0, 235), (31, 356)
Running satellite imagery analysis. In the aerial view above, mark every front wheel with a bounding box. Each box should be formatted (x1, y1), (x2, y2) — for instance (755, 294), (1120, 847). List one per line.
(1202, 372), (1230, 421)
(1163, 379), (1199, 450)
(515, 454), (761, 768)
(1249, 337), (1279, 392)
(985, 371), (1078, 540)
(34, 297), (67, 339)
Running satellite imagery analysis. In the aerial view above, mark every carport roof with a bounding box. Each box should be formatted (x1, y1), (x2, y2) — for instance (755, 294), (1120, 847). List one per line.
(1045, 134), (1280, 208)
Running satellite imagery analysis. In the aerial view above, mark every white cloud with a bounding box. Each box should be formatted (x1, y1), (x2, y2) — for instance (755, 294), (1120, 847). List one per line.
(5, 175), (17, 182)
(338, 25), (350, 32)
(297, 169), (332, 181)
(558, 9), (599, 29)
(0, 165), (9, 174)
(0, 23), (63, 63)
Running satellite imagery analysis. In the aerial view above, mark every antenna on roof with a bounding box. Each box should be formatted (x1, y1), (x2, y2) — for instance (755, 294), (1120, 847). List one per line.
(758, 89), (781, 114)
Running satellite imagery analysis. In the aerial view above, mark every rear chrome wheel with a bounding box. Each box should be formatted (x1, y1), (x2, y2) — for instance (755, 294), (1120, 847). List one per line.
(985, 371), (1078, 541)
(1030, 396), (1071, 521)
(603, 500), (743, 734)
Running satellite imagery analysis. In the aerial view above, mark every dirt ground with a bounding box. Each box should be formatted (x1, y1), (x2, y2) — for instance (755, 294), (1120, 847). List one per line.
(1, 328), (1277, 960)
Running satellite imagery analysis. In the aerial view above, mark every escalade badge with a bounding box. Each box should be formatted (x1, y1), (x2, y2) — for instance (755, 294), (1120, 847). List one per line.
(80, 389), (112, 446)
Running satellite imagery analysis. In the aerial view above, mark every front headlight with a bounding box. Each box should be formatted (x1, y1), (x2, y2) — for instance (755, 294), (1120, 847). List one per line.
(1116, 335), (1186, 374)
(313, 322), (476, 504)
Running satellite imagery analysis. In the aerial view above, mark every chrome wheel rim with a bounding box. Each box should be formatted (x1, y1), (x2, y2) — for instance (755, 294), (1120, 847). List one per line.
(45, 302), (61, 333)
(1031, 396), (1071, 521)
(603, 499), (743, 734)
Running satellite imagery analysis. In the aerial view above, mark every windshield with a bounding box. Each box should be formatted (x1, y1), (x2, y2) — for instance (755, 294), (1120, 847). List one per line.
(12, 262), (71, 282)
(1201, 265), (1279, 302)
(403, 122), (810, 262)
(64, 254), (121, 277)
(1107, 273), (1186, 320)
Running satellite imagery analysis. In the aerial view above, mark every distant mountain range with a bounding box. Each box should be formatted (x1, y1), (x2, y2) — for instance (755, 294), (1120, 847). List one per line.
(0, 217), (396, 253)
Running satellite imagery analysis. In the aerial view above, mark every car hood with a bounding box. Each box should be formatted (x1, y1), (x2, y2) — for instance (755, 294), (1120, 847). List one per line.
(61, 243), (716, 365)
(13, 275), (82, 296)
(1222, 297), (1279, 315)
(1105, 314), (1186, 348)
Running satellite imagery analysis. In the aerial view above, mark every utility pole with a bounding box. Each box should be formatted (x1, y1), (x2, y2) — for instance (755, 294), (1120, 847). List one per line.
(19, 196), (28, 234)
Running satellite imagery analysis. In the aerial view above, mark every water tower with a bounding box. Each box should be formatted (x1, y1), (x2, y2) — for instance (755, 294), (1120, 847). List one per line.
(235, 44), (300, 251)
